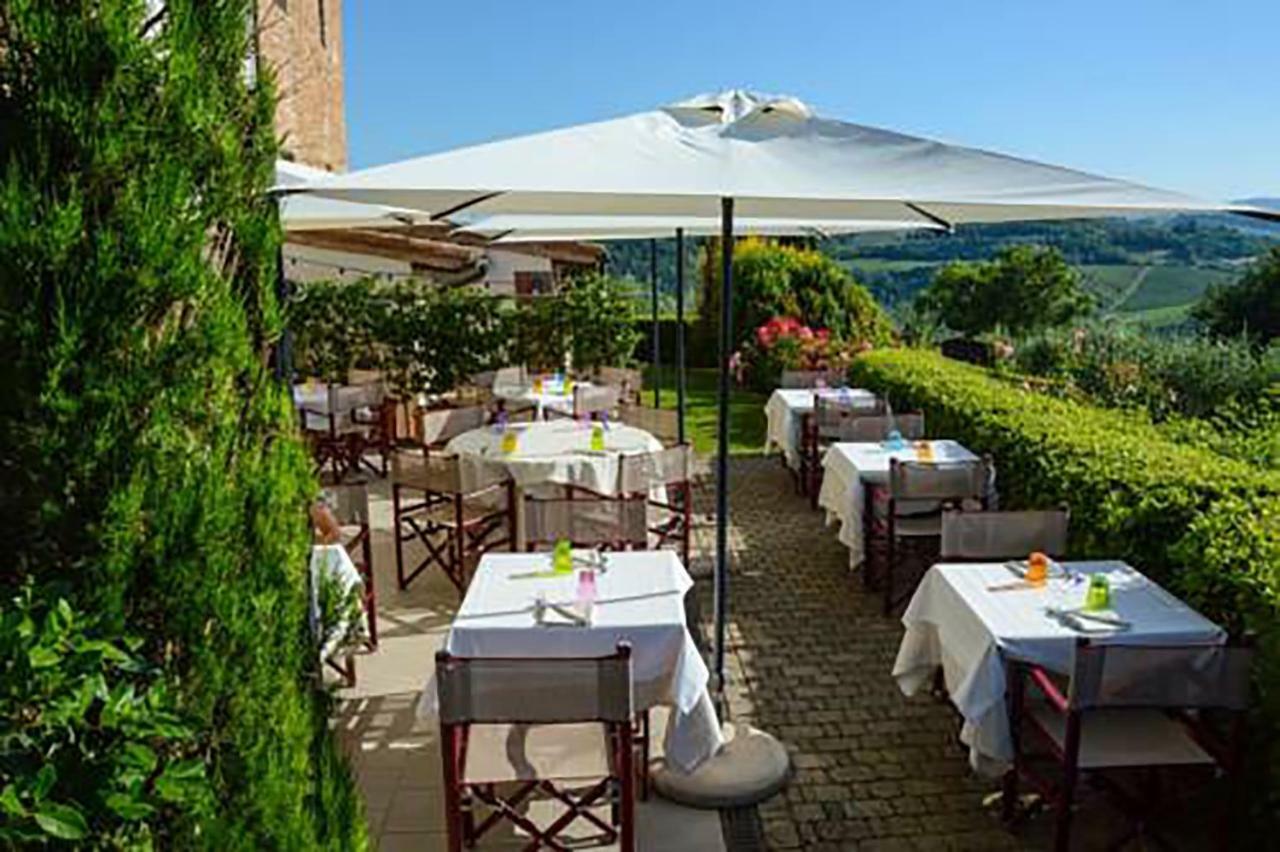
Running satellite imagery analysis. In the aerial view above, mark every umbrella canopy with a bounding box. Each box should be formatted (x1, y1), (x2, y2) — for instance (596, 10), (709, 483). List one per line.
(305, 90), (1277, 226)
(454, 213), (943, 242)
(275, 159), (427, 231)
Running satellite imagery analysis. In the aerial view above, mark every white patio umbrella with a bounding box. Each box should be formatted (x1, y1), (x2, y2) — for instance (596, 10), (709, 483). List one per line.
(300, 90), (1276, 804)
(304, 89), (1276, 227)
(454, 213), (941, 241)
(275, 159), (427, 231)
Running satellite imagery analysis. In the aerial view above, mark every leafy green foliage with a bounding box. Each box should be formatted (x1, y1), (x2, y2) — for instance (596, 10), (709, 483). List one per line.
(511, 272), (642, 372)
(699, 238), (894, 353)
(558, 271), (643, 373)
(291, 271), (640, 393)
(378, 282), (512, 398)
(1010, 322), (1278, 421)
(1157, 394), (1280, 470)
(1, 588), (211, 848)
(290, 278), (381, 384)
(1194, 247), (1280, 345)
(0, 2), (364, 847)
(916, 245), (1094, 336)
(851, 348), (1280, 827)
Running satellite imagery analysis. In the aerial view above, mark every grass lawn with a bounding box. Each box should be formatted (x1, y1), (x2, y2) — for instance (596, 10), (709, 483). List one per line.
(641, 365), (768, 455)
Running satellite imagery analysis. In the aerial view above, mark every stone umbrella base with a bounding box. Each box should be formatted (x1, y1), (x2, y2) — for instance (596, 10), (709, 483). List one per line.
(653, 723), (792, 809)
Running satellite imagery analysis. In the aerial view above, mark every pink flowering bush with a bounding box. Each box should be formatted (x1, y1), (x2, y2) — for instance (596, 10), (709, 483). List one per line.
(736, 315), (872, 390)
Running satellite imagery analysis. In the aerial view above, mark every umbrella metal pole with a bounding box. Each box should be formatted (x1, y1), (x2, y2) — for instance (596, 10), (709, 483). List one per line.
(650, 238), (660, 407)
(675, 228), (686, 445)
(714, 198), (734, 699)
(658, 211), (792, 803)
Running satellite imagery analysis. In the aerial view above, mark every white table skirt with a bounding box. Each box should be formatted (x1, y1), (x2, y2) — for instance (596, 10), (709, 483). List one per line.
(763, 387), (877, 468)
(418, 551), (724, 774)
(817, 440), (978, 566)
(892, 561), (1225, 775)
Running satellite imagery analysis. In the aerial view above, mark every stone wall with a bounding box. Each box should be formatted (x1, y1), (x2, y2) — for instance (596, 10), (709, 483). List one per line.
(256, 0), (346, 172)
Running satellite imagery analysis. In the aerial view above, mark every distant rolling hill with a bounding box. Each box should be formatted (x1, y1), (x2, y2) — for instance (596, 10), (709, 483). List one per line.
(829, 213), (1278, 329)
(603, 208), (1279, 332)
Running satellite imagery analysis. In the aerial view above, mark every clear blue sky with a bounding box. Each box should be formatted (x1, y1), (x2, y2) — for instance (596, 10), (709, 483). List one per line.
(343, 1), (1278, 201)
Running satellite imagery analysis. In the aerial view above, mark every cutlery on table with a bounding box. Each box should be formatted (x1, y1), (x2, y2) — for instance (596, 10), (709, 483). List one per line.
(1045, 606), (1131, 632)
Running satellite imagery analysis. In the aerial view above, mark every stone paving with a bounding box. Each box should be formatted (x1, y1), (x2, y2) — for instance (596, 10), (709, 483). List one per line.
(335, 452), (1213, 850)
(690, 457), (1026, 851)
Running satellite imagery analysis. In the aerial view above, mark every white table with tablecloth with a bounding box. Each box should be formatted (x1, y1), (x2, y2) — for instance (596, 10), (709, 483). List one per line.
(763, 387), (878, 468)
(892, 560), (1225, 775)
(493, 377), (595, 420)
(817, 440), (979, 567)
(418, 550), (724, 774)
(446, 420), (663, 548)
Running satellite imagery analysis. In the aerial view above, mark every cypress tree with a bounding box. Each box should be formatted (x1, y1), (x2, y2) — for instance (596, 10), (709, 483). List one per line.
(0, 1), (365, 846)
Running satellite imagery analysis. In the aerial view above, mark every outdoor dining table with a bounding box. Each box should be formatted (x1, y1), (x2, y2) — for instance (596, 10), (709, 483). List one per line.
(892, 560), (1226, 775)
(492, 377), (594, 420)
(817, 439), (980, 567)
(763, 387), (878, 469)
(446, 419), (663, 549)
(417, 550), (725, 774)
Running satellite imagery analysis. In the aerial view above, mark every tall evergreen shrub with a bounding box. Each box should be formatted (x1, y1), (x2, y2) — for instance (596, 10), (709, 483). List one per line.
(698, 237), (894, 351)
(0, 1), (364, 847)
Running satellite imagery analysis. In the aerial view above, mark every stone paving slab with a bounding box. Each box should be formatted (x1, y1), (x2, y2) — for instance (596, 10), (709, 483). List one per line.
(692, 458), (1025, 851)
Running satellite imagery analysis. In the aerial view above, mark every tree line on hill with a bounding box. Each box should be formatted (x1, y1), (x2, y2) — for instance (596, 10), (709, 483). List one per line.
(829, 215), (1278, 266)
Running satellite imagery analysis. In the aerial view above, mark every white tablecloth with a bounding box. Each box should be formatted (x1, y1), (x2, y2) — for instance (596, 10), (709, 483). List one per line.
(448, 420), (659, 495)
(309, 544), (365, 660)
(818, 440), (978, 566)
(418, 550), (724, 773)
(494, 379), (592, 420)
(892, 561), (1225, 774)
(294, 383), (332, 431)
(764, 387), (878, 468)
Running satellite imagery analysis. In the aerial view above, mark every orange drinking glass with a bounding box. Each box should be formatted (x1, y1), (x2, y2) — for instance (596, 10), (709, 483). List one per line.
(1026, 551), (1049, 586)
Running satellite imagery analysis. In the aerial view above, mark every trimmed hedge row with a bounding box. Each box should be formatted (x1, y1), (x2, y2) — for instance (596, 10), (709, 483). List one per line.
(850, 348), (1280, 823)
(851, 349), (1280, 572)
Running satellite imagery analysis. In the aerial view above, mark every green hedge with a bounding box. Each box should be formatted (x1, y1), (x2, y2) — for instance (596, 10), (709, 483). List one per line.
(851, 348), (1280, 825)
